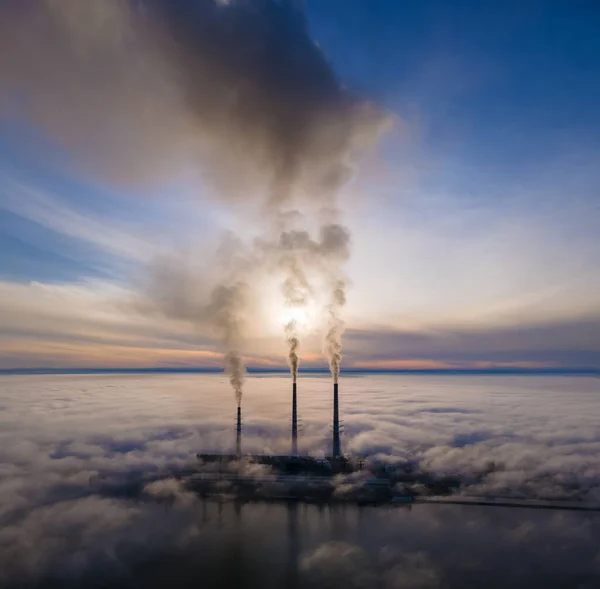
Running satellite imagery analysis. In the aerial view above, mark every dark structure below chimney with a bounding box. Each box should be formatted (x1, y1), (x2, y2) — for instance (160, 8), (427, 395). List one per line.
(332, 382), (341, 458)
(291, 381), (298, 455)
(236, 406), (242, 457)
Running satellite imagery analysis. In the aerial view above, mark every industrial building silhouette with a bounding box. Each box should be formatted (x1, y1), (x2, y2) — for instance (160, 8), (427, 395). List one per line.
(198, 378), (353, 474)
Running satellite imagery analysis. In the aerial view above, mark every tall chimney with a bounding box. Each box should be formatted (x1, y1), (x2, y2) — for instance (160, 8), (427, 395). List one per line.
(332, 382), (341, 458)
(291, 381), (298, 455)
(236, 406), (242, 457)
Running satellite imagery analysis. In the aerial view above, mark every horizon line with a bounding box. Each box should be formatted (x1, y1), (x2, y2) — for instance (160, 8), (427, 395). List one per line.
(0, 367), (598, 376)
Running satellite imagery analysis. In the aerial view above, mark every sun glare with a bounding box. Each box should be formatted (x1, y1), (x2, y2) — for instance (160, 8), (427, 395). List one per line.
(279, 306), (310, 328)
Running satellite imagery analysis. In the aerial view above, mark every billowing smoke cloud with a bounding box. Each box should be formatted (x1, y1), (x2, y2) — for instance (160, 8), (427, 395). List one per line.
(325, 279), (346, 383)
(207, 284), (247, 406)
(135, 239), (254, 403)
(0, 0), (388, 202)
(285, 320), (301, 382)
(0, 0), (183, 186)
(262, 221), (352, 380)
(314, 224), (351, 382)
(0, 0), (389, 392)
(280, 231), (312, 381)
(146, 0), (389, 207)
(140, 269), (248, 403)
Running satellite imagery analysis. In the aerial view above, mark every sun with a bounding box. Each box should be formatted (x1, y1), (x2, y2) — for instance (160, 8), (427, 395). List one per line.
(258, 276), (319, 335)
(279, 306), (310, 328)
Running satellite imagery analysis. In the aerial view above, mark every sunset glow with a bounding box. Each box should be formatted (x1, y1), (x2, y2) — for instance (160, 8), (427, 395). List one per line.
(0, 1), (597, 373)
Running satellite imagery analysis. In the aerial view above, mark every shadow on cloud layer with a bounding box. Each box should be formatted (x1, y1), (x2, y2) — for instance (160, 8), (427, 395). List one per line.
(0, 373), (599, 588)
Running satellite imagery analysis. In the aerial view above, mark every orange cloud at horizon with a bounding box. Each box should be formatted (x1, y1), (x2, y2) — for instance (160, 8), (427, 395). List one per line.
(0, 338), (308, 371)
(469, 360), (558, 369)
(350, 359), (455, 370)
(0, 336), (566, 372)
(0, 339), (224, 370)
(349, 359), (559, 370)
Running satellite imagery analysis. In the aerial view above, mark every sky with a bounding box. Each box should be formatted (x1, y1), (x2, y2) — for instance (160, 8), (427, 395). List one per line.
(0, 0), (599, 371)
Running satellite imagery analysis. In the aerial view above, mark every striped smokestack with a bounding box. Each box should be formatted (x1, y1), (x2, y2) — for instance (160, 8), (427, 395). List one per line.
(332, 382), (341, 458)
(291, 381), (298, 455)
(236, 406), (242, 457)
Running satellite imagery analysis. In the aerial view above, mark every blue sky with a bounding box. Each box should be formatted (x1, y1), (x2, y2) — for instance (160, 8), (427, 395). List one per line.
(0, 0), (598, 371)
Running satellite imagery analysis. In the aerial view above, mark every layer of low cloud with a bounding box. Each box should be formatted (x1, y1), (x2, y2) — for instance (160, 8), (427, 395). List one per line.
(1, 372), (599, 587)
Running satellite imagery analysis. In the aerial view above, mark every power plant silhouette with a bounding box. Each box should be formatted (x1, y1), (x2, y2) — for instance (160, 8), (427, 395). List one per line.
(236, 405), (242, 457)
(198, 378), (354, 474)
(332, 381), (341, 459)
(291, 380), (298, 456)
(193, 375), (591, 508)
(193, 376), (468, 502)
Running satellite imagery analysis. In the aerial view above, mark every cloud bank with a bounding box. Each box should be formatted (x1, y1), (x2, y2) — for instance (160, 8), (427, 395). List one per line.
(1, 374), (599, 588)
(0, 0), (388, 200)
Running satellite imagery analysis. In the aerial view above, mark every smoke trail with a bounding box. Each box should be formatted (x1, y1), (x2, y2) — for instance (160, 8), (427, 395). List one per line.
(325, 279), (346, 383)
(261, 221), (351, 381)
(207, 283), (247, 405)
(285, 320), (300, 383)
(149, 0), (388, 207)
(225, 351), (244, 407)
(135, 245), (251, 404)
(0, 1), (390, 383)
(280, 248), (312, 382)
(0, 1), (389, 200)
(318, 224), (351, 382)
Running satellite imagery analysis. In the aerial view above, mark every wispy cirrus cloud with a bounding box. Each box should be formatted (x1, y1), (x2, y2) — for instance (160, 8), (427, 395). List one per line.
(0, 174), (152, 264)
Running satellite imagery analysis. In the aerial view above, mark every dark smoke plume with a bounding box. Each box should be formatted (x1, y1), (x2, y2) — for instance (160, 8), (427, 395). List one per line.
(0, 0), (389, 385)
(135, 244), (252, 404)
(207, 284), (247, 406)
(260, 221), (352, 380)
(149, 0), (387, 206)
(279, 240), (312, 381)
(285, 321), (300, 382)
(316, 224), (350, 381)
(278, 223), (351, 382)
(325, 279), (346, 383)
(0, 0), (388, 202)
